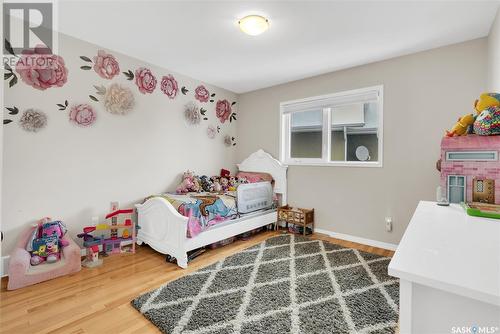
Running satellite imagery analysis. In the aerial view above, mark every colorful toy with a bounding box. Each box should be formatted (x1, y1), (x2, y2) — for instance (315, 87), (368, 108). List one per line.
(445, 113), (475, 137)
(439, 135), (500, 204)
(176, 170), (201, 194)
(474, 92), (500, 114)
(77, 206), (137, 265)
(199, 175), (213, 192)
(27, 218), (69, 266)
(473, 105), (500, 136)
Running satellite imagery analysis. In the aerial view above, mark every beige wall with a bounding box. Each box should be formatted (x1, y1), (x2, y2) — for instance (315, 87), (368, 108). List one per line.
(488, 8), (500, 91)
(237, 39), (487, 245)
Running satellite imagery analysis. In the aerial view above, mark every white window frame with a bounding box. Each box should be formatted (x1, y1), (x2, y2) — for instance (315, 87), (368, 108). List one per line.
(279, 85), (383, 167)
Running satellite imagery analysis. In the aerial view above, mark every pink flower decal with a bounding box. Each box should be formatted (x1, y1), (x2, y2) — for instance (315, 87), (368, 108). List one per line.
(69, 104), (96, 127)
(15, 45), (68, 90)
(135, 67), (157, 94)
(194, 85), (210, 103)
(160, 74), (178, 99)
(93, 50), (120, 79)
(216, 99), (232, 123)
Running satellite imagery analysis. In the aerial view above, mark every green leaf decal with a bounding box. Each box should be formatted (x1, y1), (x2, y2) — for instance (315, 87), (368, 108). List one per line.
(211, 93), (216, 97)
(3, 119), (13, 125)
(181, 86), (189, 95)
(80, 56), (93, 62)
(4, 39), (15, 56)
(9, 75), (17, 87)
(231, 101), (236, 106)
(89, 95), (98, 102)
(4, 63), (12, 72)
(210, 99), (214, 103)
(65, 100), (68, 106)
(6, 106), (19, 115)
(4, 73), (13, 80)
(80, 65), (92, 70)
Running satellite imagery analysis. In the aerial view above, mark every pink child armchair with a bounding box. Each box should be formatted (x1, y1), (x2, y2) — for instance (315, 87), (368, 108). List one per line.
(7, 225), (81, 290)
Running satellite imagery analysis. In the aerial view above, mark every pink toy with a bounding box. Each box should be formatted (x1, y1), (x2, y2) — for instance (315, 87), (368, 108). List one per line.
(27, 218), (69, 266)
(440, 135), (500, 204)
(176, 170), (200, 194)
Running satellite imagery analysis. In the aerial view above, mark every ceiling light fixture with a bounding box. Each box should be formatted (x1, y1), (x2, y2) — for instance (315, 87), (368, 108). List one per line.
(238, 15), (269, 36)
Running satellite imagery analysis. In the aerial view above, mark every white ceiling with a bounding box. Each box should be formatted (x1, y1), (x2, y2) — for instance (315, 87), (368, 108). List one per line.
(56, 1), (499, 93)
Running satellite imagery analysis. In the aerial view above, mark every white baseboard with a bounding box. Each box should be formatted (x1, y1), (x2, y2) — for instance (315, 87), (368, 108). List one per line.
(314, 228), (398, 251)
(1, 256), (10, 277)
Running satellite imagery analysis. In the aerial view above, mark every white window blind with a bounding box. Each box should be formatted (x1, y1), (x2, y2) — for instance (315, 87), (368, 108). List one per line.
(281, 89), (379, 114)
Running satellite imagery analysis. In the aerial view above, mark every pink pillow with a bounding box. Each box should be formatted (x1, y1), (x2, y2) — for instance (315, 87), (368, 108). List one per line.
(236, 172), (274, 185)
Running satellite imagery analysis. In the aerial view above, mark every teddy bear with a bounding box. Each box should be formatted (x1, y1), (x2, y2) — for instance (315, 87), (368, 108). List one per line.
(28, 218), (69, 266)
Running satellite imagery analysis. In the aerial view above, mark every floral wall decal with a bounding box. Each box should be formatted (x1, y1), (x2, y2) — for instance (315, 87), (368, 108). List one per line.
(135, 67), (157, 94)
(181, 86), (189, 95)
(123, 70), (134, 80)
(194, 85), (210, 103)
(4, 64), (18, 88)
(16, 45), (68, 90)
(93, 50), (120, 79)
(69, 103), (96, 127)
(56, 100), (69, 110)
(216, 99), (232, 123)
(224, 134), (236, 147)
(200, 107), (208, 121)
(184, 102), (201, 125)
(160, 74), (178, 99)
(206, 125), (216, 139)
(19, 109), (47, 132)
(3, 106), (19, 125)
(104, 83), (135, 114)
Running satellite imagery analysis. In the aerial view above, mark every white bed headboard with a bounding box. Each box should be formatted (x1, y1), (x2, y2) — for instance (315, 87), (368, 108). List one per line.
(237, 149), (288, 205)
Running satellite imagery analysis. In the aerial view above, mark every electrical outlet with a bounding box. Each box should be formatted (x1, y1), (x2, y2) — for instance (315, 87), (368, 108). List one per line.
(385, 217), (393, 232)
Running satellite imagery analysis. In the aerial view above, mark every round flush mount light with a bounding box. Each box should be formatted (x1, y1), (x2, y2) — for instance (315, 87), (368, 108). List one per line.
(238, 15), (269, 36)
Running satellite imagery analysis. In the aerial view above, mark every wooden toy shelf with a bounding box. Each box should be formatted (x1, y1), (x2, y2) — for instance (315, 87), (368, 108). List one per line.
(277, 205), (315, 235)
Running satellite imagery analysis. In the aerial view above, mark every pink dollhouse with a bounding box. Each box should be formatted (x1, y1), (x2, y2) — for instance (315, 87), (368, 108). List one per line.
(440, 135), (500, 204)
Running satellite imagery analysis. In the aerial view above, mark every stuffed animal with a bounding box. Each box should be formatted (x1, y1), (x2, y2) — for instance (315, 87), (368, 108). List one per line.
(220, 169), (230, 178)
(474, 93), (500, 114)
(176, 170), (200, 194)
(199, 175), (213, 192)
(28, 218), (69, 266)
(445, 114), (475, 137)
(474, 106), (500, 136)
(220, 177), (229, 191)
(210, 176), (222, 192)
(228, 176), (237, 191)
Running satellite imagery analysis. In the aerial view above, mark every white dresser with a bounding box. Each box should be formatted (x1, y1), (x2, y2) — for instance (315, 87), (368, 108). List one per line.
(389, 201), (500, 334)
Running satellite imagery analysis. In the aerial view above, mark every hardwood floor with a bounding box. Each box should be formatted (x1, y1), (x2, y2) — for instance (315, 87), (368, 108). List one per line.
(0, 231), (394, 333)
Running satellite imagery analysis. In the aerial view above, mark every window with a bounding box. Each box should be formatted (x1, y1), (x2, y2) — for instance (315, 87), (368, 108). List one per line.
(448, 175), (466, 203)
(446, 151), (498, 161)
(280, 85), (383, 167)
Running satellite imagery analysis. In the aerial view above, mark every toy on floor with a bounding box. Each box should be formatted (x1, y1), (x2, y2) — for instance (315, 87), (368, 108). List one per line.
(445, 113), (475, 137)
(77, 206), (137, 266)
(26, 218), (69, 266)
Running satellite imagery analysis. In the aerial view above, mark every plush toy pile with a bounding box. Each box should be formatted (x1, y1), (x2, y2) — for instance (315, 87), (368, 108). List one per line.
(176, 169), (248, 194)
(26, 218), (69, 265)
(445, 92), (500, 137)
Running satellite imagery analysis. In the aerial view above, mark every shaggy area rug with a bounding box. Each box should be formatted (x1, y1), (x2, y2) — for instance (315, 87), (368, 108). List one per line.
(132, 234), (399, 334)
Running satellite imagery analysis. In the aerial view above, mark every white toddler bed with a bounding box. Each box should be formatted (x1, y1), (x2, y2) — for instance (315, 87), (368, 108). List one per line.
(135, 150), (288, 268)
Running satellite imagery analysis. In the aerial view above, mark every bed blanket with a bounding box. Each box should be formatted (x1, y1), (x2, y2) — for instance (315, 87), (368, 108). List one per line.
(145, 192), (237, 238)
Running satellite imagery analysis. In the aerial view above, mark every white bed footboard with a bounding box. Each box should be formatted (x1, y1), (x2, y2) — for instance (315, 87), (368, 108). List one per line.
(135, 197), (190, 268)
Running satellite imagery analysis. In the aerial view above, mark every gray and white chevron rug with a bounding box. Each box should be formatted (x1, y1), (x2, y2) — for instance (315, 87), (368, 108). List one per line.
(132, 234), (399, 334)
